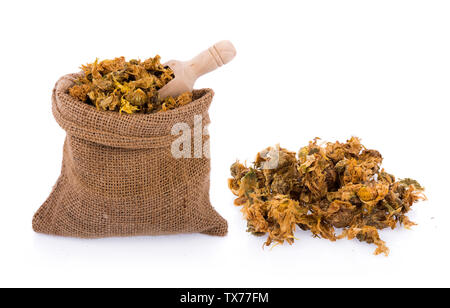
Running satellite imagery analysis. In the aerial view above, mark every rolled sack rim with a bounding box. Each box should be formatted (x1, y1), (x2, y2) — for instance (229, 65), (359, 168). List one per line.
(51, 73), (213, 149)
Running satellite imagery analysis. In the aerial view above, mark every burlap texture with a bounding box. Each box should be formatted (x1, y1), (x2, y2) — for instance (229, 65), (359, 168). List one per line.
(33, 73), (227, 238)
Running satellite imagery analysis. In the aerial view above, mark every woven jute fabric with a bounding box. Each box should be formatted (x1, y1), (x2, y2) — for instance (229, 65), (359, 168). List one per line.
(33, 73), (227, 238)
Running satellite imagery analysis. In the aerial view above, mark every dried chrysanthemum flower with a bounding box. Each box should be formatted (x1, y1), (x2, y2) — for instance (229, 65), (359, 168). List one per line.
(68, 56), (193, 114)
(228, 137), (426, 256)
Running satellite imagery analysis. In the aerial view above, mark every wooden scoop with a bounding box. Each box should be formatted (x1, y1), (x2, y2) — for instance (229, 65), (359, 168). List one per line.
(159, 40), (236, 99)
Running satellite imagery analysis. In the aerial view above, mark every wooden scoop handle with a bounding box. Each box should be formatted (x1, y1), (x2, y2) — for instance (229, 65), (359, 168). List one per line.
(159, 41), (236, 99)
(186, 40), (236, 80)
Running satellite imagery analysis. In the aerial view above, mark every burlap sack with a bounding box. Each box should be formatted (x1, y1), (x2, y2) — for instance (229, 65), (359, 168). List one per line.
(33, 73), (227, 238)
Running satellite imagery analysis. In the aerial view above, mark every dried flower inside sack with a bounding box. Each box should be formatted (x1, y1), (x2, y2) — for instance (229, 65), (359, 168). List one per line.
(68, 56), (193, 114)
(228, 137), (426, 255)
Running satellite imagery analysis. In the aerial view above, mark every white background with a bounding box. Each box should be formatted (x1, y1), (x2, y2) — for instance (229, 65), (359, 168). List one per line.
(1, 0), (449, 288)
